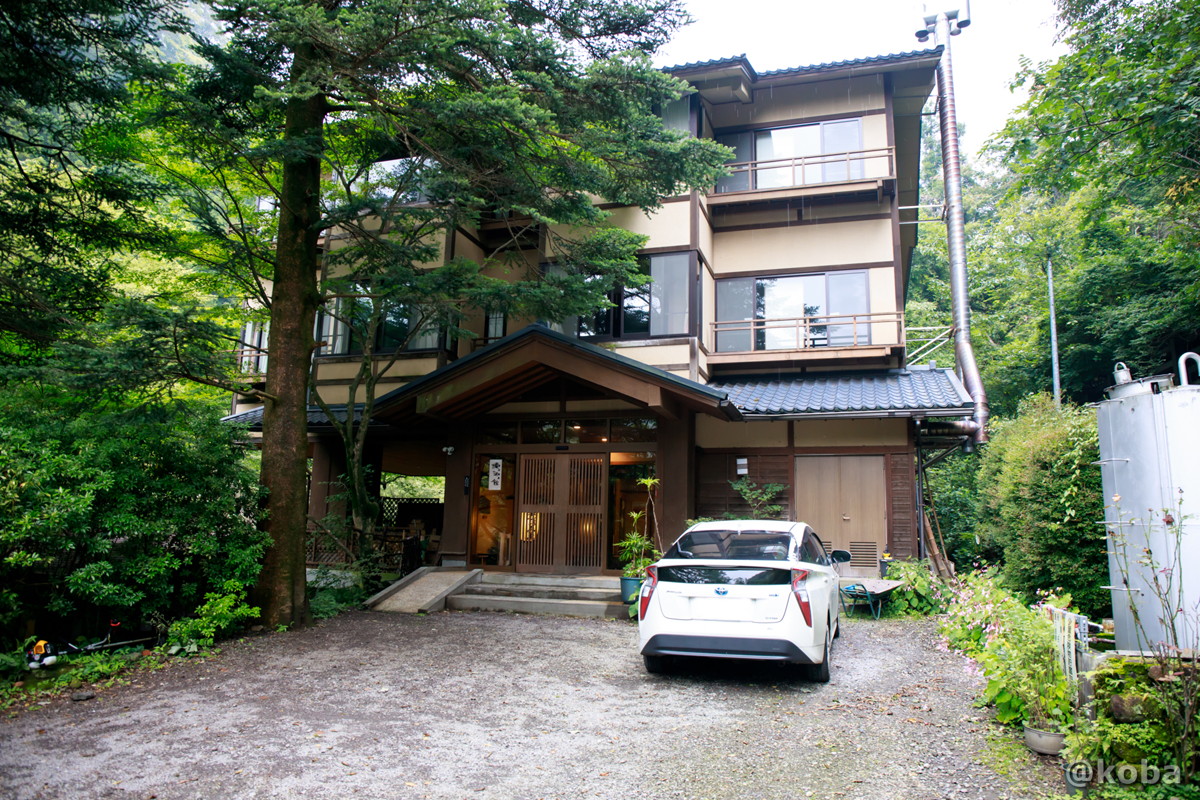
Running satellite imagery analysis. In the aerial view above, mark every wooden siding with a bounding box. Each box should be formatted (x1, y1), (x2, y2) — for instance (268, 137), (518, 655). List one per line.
(695, 453), (792, 520)
(886, 452), (917, 559)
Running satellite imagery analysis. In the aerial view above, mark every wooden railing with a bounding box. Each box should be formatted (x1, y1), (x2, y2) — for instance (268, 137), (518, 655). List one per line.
(715, 147), (894, 194)
(710, 311), (904, 354)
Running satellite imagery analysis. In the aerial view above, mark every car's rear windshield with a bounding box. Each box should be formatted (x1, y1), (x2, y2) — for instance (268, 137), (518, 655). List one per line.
(664, 530), (795, 561)
(657, 566), (793, 585)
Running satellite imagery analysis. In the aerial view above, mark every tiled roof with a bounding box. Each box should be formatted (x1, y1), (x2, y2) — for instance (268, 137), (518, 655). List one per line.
(712, 366), (973, 417)
(663, 47), (942, 81)
(221, 404), (366, 429)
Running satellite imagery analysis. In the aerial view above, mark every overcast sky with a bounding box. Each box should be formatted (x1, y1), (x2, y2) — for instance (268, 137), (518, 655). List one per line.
(653, 0), (1067, 158)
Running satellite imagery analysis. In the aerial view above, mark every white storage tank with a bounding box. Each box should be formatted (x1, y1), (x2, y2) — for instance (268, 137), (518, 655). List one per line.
(1095, 354), (1200, 652)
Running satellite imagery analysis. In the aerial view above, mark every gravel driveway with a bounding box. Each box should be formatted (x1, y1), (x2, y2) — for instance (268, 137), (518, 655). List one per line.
(0, 611), (1062, 799)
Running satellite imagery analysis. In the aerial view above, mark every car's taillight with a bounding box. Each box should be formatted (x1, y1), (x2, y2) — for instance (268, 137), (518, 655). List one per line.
(791, 568), (812, 627)
(639, 565), (658, 621)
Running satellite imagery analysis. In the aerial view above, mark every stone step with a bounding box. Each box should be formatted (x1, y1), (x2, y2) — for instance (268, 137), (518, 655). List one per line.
(462, 584), (621, 602)
(478, 572), (619, 590)
(446, 593), (629, 619)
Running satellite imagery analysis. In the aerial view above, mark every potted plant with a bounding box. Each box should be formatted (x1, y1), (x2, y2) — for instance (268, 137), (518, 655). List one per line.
(616, 478), (662, 604)
(983, 603), (1075, 754)
(616, 511), (660, 604)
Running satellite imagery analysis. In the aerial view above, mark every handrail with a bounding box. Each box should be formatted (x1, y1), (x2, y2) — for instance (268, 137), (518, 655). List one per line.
(715, 147), (895, 194)
(907, 325), (955, 364)
(711, 311), (902, 353)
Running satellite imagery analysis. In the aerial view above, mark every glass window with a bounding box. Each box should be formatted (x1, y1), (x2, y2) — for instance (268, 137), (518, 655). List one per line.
(657, 566), (792, 585)
(565, 420), (608, 444)
(239, 321), (269, 374)
(659, 96), (692, 134)
(572, 252), (691, 341)
(316, 293), (442, 356)
(520, 420), (561, 444)
(716, 271), (870, 352)
(664, 530), (798, 560)
(484, 310), (505, 342)
(714, 118), (863, 192)
(715, 131), (752, 193)
(610, 418), (657, 443)
(649, 253), (690, 336)
(479, 423), (518, 444)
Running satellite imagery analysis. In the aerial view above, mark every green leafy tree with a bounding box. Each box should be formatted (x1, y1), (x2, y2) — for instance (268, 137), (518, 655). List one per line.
(153, 0), (732, 626)
(997, 0), (1200, 380)
(0, 0), (186, 357)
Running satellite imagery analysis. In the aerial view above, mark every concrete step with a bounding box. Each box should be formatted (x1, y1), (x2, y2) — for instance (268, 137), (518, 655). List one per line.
(462, 584), (622, 602)
(478, 573), (619, 590)
(446, 593), (628, 619)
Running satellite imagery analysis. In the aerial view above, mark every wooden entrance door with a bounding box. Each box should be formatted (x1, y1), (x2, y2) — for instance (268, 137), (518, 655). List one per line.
(794, 455), (887, 577)
(516, 454), (608, 574)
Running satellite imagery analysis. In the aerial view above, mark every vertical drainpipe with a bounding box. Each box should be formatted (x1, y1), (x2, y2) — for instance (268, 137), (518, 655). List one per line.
(933, 11), (989, 446)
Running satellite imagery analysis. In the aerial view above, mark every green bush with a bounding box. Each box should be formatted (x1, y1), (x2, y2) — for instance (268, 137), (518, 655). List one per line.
(167, 580), (260, 650)
(976, 395), (1109, 616)
(881, 559), (949, 616)
(941, 569), (1073, 731)
(0, 401), (268, 643)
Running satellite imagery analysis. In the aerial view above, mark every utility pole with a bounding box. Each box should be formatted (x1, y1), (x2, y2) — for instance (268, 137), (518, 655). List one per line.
(1046, 253), (1062, 406)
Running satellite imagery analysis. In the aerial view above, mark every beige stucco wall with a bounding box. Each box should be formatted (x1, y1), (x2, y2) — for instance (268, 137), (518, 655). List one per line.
(547, 200), (691, 254)
(601, 201), (692, 250)
(707, 75), (885, 129)
(868, 266), (901, 345)
(695, 418), (908, 451)
(608, 342), (691, 371)
(696, 416), (789, 448)
(792, 418), (908, 447)
(711, 218), (893, 272)
(313, 379), (407, 407)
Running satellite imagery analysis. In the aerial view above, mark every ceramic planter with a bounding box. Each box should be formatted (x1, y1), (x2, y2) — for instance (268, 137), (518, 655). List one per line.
(620, 575), (643, 605)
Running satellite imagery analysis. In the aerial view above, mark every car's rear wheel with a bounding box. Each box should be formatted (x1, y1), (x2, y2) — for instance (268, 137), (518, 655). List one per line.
(643, 654), (669, 674)
(806, 617), (832, 683)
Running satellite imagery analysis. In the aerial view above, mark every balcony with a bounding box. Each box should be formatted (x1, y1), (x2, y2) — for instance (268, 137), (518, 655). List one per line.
(707, 311), (904, 367)
(709, 147), (895, 204)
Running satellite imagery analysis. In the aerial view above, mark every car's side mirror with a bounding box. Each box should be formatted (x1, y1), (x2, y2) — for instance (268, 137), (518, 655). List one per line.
(830, 549), (852, 563)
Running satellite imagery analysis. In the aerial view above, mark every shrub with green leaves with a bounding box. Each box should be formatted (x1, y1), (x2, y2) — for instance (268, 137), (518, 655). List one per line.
(0, 401), (268, 643)
(941, 569), (1073, 731)
(881, 559), (949, 616)
(976, 394), (1109, 616)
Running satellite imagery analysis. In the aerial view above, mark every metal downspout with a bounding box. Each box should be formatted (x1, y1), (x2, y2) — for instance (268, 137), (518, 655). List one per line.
(934, 12), (989, 445)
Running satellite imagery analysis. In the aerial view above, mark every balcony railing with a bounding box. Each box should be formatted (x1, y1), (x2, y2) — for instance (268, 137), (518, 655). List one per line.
(711, 311), (903, 354)
(714, 147), (895, 194)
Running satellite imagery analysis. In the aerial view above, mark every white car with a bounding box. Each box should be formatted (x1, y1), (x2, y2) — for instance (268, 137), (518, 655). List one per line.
(637, 519), (851, 682)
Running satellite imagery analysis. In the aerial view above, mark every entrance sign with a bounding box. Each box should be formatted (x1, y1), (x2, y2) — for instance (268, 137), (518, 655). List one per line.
(488, 459), (504, 491)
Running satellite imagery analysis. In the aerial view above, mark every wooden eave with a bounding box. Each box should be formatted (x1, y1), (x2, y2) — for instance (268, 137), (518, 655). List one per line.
(373, 327), (741, 425)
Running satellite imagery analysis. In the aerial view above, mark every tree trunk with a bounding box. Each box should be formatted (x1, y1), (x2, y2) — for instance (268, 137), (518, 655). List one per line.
(254, 45), (325, 628)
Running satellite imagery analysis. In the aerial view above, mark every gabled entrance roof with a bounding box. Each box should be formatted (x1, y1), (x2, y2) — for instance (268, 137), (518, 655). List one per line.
(373, 324), (743, 423)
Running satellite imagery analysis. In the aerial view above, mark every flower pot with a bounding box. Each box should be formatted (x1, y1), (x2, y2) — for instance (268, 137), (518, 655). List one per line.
(620, 576), (643, 605)
(1023, 723), (1066, 755)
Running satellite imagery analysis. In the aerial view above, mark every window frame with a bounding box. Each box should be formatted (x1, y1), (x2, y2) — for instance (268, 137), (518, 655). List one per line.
(315, 293), (447, 358)
(714, 269), (872, 353)
(573, 251), (697, 343)
(714, 117), (865, 193)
